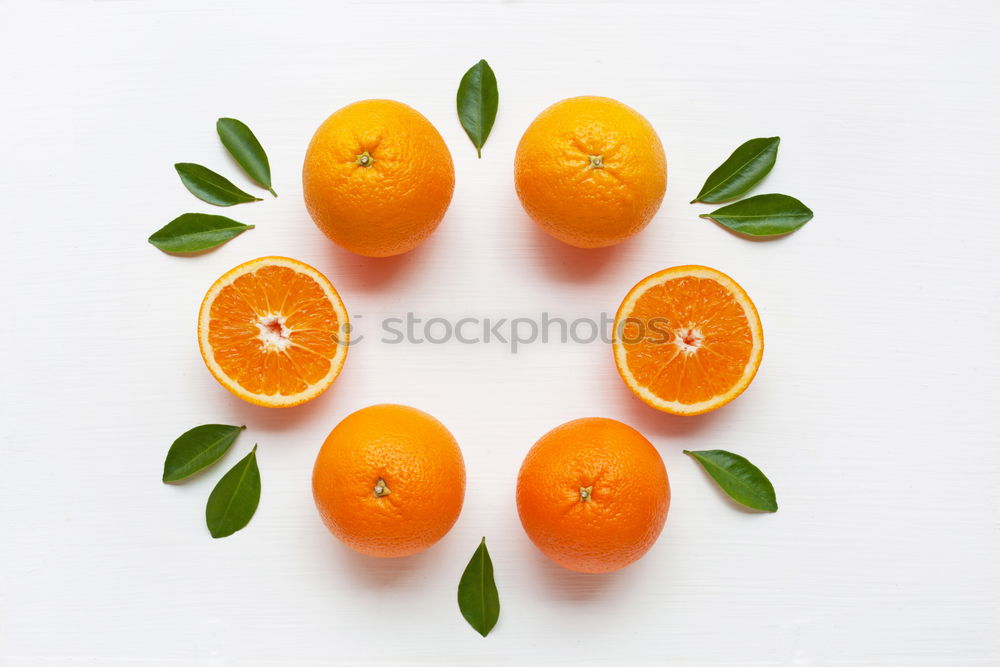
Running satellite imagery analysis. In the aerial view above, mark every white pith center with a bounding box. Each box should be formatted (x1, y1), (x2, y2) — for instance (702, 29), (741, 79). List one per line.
(256, 314), (291, 351)
(676, 326), (703, 353)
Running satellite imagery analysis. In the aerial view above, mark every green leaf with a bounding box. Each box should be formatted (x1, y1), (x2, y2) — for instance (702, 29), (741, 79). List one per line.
(174, 163), (262, 206)
(206, 445), (261, 538)
(148, 213), (254, 253)
(700, 193), (813, 237)
(162, 424), (245, 483)
(456, 59), (499, 158)
(216, 118), (276, 196)
(691, 137), (780, 203)
(458, 537), (500, 637)
(684, 449), (778, 512)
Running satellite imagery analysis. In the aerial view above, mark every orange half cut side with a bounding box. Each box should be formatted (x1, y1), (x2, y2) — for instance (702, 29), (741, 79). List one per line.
(613, 265), (763, 416)
(198, 256), (349, 408)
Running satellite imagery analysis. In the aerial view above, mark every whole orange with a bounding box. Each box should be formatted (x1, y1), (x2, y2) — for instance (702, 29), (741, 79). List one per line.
(514, 96), (667, 248)
(302, 100), (455, 257)
(516, 417), (670, 573)
(312, 404), (465, 558)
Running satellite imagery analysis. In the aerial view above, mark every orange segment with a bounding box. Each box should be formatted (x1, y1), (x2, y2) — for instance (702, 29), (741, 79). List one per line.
(613, 265), (763, 416)
(198, 257), (349, 408)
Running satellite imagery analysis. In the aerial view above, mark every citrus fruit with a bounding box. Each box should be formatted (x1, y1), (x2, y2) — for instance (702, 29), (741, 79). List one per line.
(613, 265), (763, 416)
(197, 256), (349, 408)
(302, 99), (455, 257)
(513, 96), (667, 248)
(516, 417), (669, 574)
(312, 404), (466, 558)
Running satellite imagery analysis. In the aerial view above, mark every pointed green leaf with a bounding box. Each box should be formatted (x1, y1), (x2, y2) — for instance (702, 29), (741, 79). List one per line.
(700, 193), (813, 237)
(162, 424), (245, 482)
(456, 59), (499, 158)
(148, 213), (254, 253)
(691, 137), (780, 203)
(216, 118), (276, 196)
(206, 445), (261, 538)
(684, 449), (778, 512)
(458, 537), (500, 637)
(174, 163), (262, 206)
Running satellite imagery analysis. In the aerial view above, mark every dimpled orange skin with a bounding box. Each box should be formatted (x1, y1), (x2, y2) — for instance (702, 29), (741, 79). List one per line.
(516, 418), (670, 574)
(514, 96), (667, 248)
(312, 404), (466, 558)
(302, 100), (455, 257)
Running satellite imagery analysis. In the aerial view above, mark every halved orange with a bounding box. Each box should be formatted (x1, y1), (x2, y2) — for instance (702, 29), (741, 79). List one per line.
(613, 265), (763, 416)
(198, 256), (349, 408)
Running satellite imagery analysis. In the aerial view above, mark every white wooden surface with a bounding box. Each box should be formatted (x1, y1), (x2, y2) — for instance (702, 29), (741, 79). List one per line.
(2, 1), (998, 665)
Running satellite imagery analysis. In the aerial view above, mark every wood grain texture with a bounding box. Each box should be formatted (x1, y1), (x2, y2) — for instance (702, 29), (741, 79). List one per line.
(1, 0), (998, 664)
